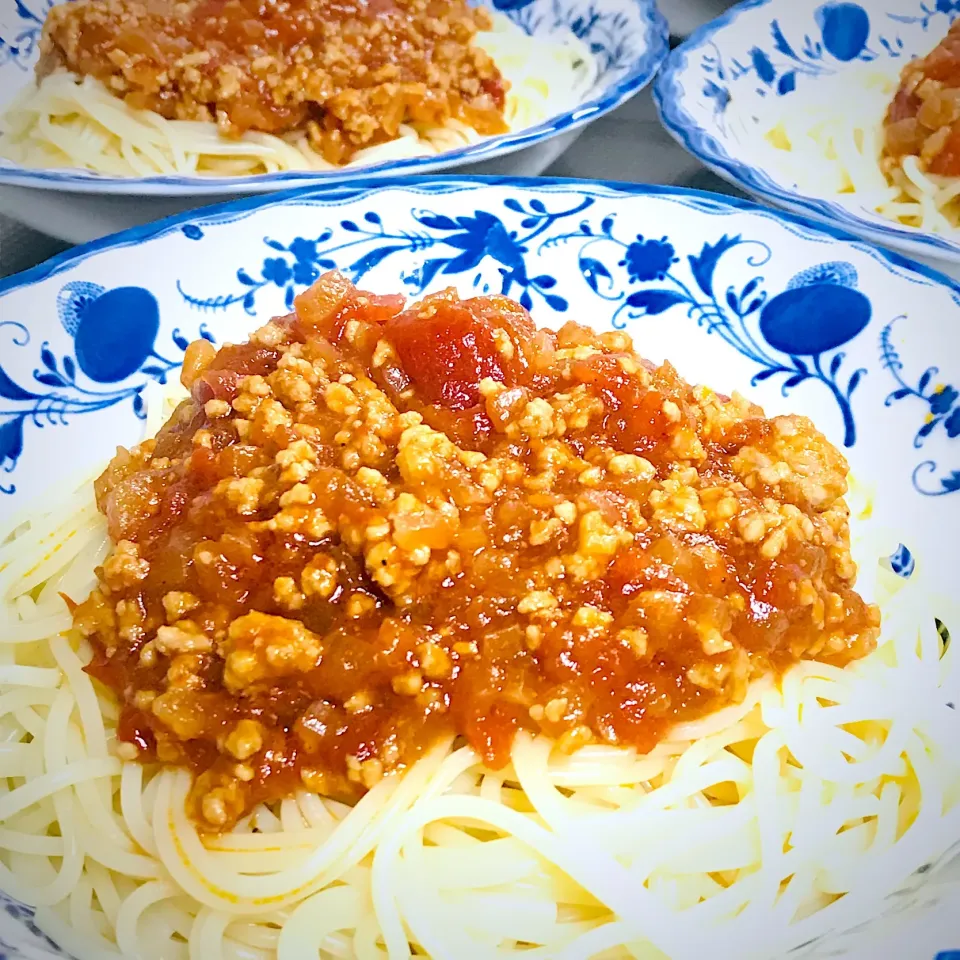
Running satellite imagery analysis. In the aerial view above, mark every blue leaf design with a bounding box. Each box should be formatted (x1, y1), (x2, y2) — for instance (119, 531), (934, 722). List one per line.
(688, 235), (741, 297)
(237, 270), (257, 286)
(918, 418), (940, 439)
(530, 199), (546, 213)
(285, 286), (295, 310)
(0, 367), (37, 401)
(580, 256), (613, 295)
(364, 212), (382, 225)
(172, 330), (189, 351)
(744, 296), (766, 315)
(520, 218), (539, 229)
(264, 239), (286, 252)
(317, 259), (337, 269)
(503, 199), (524, 213)
(752, 368), (781, 382)
(132, 393), (145, 419)
(344, 245), (405, 280)
(625, 290), (686, 315)
(34, 372), (65, 387)
(533, 275), (557, 289)
(0, 415), (26, 470)
(846, 368), (865, 395)
(750, 47), (776, 84)
(601, 216), (615, 235)
(40, 344), (56, 371)
(62, 356), (75, 381)
(778, 71), (797, 95)
(919, 368), (934, 393)
(943, 471), (960, 494)
(543, 294), (568, 312)
(829, 352), (843, 377)
(242, 292), (256, 314)
(725, 289), (740, 313)
(341, 220), (360, 232)
(741, 277), (759, 300)
(782, 373), (807, 391)
(771, 19), (797, 58)
(520, 290), (533, 310)
(418, 214), (458, 231)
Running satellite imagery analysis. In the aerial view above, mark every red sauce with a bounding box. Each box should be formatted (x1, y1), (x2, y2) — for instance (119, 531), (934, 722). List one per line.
(75, 272), (879, 828)
(39, 0), (508, 164)
(884, 21), (960, 176)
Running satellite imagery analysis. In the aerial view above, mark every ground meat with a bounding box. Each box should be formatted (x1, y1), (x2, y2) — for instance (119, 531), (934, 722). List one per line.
(39, 0), (508, 164)
(884, 20), (960, 176)
(76, 271), (880, 830)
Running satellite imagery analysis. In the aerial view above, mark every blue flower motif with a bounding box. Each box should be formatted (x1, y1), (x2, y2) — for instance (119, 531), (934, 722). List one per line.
(930, 385), (959, 415)
(293, 260), (320, 286)
(262, 257), (293, 287)
(289, 237), (318, 263)
(945, 407), (960, 438)
(419, 211), (528, 277)
(621, 236), (677, 283)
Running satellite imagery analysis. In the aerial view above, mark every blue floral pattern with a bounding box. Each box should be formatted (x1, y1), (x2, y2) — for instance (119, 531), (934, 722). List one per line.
(0, 895), (64, 957)
(180, 199), (877, 448)
(177, 199), (593, 316)
(545, 225), (869, 446)
(655, 0), (960, 259)
(881, 317), (960, 497)
(695, 0), (938, 123)
(0, 0), (50, 69)
(0, 284), (213, 495)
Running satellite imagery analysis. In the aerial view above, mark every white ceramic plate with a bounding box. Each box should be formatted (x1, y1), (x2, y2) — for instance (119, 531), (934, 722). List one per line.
(654, 0), (960, 277)
(0, 176), (959, 958)
(0, 0), (667, 195)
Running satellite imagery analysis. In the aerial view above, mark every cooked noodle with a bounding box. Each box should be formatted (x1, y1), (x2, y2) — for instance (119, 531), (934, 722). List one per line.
(0, 14), (597, 179)
(1, 401), (958, 959)
(760, 69), (960, 235)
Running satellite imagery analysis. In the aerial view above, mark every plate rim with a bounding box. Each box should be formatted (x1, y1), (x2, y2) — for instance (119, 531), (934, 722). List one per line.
(3, 174), (960, 301)
(0, 0), (669, 196)
(652, 0), (960, 262)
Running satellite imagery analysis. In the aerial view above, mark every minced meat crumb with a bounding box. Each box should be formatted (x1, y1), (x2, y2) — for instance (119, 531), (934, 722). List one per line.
(76, 271), (880, 829)
(38, 0), (508, 164)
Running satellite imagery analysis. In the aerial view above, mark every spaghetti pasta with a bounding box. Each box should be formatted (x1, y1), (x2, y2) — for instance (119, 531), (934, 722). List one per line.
(761, 67), (960, 234)
(0, 417), (958, 959)
(0, 14), (596, 179)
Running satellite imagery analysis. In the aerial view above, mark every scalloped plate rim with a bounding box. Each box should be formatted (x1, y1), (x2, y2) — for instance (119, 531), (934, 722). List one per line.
(4, 174), (959, 299)
(652, 0), (960, 263)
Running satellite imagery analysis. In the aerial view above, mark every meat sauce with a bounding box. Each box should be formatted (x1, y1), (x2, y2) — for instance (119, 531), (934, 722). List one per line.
(75, 271), (879, 828)
(39, 0), (507, 164)
(885, 20), (960, 176)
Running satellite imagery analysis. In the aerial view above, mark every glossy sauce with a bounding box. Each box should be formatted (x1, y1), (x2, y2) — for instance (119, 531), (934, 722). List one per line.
(40, 0), (507, 162)
(75, 272), (879, 828)
(885, 20), (960, 175)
